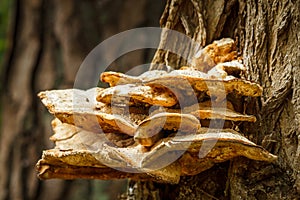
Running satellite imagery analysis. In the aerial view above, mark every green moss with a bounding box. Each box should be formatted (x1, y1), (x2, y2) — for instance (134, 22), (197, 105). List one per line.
(0, 0), (12, 134)
(0, 0), (12, 67)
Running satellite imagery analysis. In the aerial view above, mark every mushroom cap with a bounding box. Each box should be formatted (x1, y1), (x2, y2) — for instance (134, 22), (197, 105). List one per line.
(38, 88), (137, 136)
(139, 128), (277, 175)
(152, 100), (257, 122)
(134, 112), (201, 147)
(145, 72), (262, 98)
(96, 84), (177, 107)
(101, 70), (168, 87)
(191, 38), (238, 72)
(207, 60), (246, 78)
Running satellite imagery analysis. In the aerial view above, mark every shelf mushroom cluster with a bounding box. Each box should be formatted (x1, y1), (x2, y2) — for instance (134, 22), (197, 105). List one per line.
(36, 38), (277, 184)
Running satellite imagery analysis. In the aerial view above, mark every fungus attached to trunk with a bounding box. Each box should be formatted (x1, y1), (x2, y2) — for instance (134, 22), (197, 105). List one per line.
(36, 38), (277, 184)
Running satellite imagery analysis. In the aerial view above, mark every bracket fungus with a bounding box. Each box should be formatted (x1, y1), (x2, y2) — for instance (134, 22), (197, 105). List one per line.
(36, 38), (277, 184)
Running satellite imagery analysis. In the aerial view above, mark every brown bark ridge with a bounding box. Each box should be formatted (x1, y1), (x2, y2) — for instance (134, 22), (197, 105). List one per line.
(134, 0), (300, 199)
(0, 0), (165, 200)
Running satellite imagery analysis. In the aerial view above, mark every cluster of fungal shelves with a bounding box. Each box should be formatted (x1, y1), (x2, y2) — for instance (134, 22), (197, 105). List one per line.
(36, 38), (276, 184)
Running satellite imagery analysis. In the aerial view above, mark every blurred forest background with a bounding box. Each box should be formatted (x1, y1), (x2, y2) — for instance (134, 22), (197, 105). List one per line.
(0, 1), (165, 200)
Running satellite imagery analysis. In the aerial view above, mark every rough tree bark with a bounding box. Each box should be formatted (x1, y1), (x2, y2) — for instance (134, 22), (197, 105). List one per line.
(132, 0), (300, 199)
(0, 1), (165, 200)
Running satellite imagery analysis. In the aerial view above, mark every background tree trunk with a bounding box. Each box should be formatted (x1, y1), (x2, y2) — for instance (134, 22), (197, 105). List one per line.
(137, 0), (299, 199)
(0, 1), (165, 200)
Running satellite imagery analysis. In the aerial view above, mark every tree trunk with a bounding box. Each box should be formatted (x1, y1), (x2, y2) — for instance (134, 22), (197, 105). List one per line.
(134, 0), (300, 199)
(0, 1), (165, 200)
